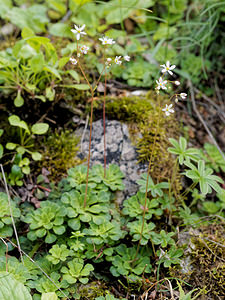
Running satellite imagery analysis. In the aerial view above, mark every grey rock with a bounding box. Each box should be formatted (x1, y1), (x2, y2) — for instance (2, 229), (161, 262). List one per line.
(75, 119), (148, 203)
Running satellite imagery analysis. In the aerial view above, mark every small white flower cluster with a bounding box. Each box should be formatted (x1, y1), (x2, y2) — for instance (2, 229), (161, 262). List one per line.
(80, 45), (89, 54)
(70, 25), (131, 70)
(70, 57), (77, 65)
(71, 24), (86, 40)
(105, 55), (130, 68)
(99, 37), (115, 45)
(155, 61), (187, 116)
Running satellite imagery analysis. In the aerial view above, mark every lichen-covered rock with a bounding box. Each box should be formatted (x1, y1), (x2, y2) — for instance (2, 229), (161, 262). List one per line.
(75, 119), (147, 202)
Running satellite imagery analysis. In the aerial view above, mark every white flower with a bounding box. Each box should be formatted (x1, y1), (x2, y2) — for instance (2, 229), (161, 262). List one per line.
(80, 45), (89, 54)
(107, 38), (115, 45)
(124, 55), (130, 61)
(105, 58), (112, 67)
(160, 61), (176, 75)
(99, 37), (115, 45)
(114, 56), (122, 65)
(71, 24), (86, 40)
(162, 104), (174, 116)
(180, 93), (187, 99)
(156, 77), (167, 90)
(70, 57), (77, 65)
(174, 81), (180, 86)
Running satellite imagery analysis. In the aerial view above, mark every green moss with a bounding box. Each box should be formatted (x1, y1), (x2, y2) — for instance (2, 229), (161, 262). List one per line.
(78, 281), (109, 299)
(94, 92), (180, 185)
(189, 223), (225, 298)
(171, 223), (225, 298)
(38, 129), (84, 181)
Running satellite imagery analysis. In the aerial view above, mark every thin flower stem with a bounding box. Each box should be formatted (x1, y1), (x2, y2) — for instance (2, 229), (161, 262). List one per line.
(84, 90), (94, 207)
(133, 96), (161, 262)
(77, 60), (92, 91)
(102, 47), (107, 178)
(103, 70), (107, 178)
(75, 38), (93, 207)
(93, 64), (107, 92)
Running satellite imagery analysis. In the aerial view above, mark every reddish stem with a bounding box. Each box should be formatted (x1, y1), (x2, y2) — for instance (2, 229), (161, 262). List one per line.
(103, 71), (107, 178)
(84, 91), (94, 207)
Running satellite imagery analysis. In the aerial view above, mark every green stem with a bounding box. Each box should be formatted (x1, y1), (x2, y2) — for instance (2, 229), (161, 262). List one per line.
(133, 95), (161, 262)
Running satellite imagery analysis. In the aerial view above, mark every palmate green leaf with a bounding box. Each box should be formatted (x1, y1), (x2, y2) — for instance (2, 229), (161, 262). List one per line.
(185, 160), (223, 195)
(202, 143), (225, 172)
(168, 137), (199, 164)
(0, 272), (32, 300)
(137, 173), (169, 197)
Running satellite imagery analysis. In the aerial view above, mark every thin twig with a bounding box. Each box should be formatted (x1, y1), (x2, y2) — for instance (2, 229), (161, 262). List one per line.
(5, 238), (69, 299)
(188, 80), (225, 162)
(0, 164), (23, 264)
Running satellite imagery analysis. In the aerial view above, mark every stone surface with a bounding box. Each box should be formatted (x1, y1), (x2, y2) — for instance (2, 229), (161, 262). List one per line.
(75, 119), (147, 202)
